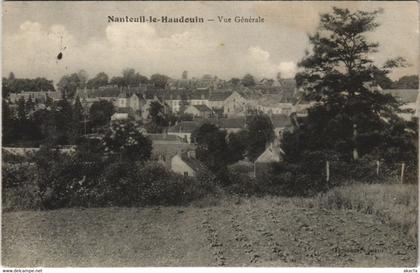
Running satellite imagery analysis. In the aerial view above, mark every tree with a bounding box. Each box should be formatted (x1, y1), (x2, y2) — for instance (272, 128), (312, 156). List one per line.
(241, 74), (256, 87)
(192, 123), (230, 173)
(2, 99), (16, 144)
(17, 96), (26, 121)
(179, 92), (190, 113)
(57, 71), (87, 99)
(146, 101), (169, 133)
(87, 72), (109, 89)
(53, 98), (74, 144)
(89, 100), (115, 129)
(246, 113), (274, 161)
(286, 7), (409, 162)
(70, 96), (84, 143)
(226, 130), (248, 164)
(150, 74), (170, 89)
(102, 121), (152, 162)
(392, 75), (419, 89)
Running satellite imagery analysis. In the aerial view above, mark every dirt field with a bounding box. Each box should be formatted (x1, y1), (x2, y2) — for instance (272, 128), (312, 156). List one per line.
(2, 198), (417, 267)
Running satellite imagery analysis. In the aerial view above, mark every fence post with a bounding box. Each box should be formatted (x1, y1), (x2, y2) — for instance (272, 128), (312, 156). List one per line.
(376, 160), (380, 175)
(400, 163), (405, 184)
(326, 161), (330, 182)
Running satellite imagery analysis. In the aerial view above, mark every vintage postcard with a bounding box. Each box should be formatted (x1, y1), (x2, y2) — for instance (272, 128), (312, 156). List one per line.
(1, 0), (418, 269)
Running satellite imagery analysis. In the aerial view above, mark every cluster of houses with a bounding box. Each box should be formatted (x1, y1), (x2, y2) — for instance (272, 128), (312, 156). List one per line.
(4, 76), (420, 179)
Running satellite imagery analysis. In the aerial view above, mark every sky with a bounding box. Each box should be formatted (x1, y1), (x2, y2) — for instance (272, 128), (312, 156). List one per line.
(2, 1), (419, 85)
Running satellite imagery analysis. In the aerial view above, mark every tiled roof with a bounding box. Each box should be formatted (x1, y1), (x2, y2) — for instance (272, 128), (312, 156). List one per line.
(193, 104), (212, 112)
(180, 153), (207, 173)
(168, 121), (201, 133)
(209, 91), (232, 101)
(257, 94), (288, 107)
(217, 117), (246, 129)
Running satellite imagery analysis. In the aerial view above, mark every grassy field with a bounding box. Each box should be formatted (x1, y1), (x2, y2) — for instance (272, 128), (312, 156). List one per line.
(2, 183), (417, 267)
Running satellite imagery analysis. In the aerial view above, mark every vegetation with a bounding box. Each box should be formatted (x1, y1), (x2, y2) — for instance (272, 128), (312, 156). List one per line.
(314, 183), (418, 240)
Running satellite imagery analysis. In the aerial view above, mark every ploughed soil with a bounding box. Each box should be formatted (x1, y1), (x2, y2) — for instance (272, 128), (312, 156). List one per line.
(2, 199), (417, 267)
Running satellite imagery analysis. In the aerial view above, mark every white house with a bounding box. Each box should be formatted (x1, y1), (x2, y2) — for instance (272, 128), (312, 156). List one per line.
(171, 151), (206, 177)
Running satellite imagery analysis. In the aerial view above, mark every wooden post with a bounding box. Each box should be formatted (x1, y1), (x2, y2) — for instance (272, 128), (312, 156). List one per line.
(326, 161), (330, 182)
(400, 163), (405, 184)
(253, 162), (256, 178)
(376, 160), (380, 175)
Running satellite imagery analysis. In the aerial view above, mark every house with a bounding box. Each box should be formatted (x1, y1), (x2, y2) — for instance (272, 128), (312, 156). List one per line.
(9, 91), (61, 104)
(223, 91), (258, 117)
(189, 90), (210, 107)
(208, 91), (232, 110)
(256, 143), (284, 163)
(170, 151), (206, 177)
(146, 133), (194, 167)
(184, 104), (214, 118)
(256, 94), (294, 116)
(167, 121), (201, 143)
(111, 112), (130, 121)
(255, 142), (285, 177)
(217, 117), (246, 134)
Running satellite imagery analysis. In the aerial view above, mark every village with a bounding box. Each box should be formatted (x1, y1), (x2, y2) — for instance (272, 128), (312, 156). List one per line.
(3, 70), (419, 178)
(2, 2), (419, 268)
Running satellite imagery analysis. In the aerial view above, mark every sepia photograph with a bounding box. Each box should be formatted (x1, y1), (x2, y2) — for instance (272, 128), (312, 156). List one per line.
(1, 0), (419, 269)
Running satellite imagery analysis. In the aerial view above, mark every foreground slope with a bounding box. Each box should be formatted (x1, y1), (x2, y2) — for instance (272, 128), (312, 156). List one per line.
(2, 198), (417, 267)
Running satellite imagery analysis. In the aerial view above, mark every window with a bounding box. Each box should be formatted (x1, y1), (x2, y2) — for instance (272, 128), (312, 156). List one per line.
(184, 172), (189, 177)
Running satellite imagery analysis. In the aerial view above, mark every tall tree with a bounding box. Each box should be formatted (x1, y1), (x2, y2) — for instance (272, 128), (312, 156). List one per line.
(102, 121), (152, 162)
(192, 123), (230, 173)
(146, 101), (168, 133)
(286, 7), (409, 162)
(87, 72), (109, 89)
(89, 100), (115, 129)
(246, 113), (274, 161)
(70, 96), (84, 142)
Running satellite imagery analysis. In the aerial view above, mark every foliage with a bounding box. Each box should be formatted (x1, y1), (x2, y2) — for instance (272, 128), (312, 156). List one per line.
(241, 74), (255, 87)
(192, 123), (230, 173)
(102, 121), (152, 162)
(110, 68), (148, 87)
(246, 113), (274, 161)
(87, 72), (109, 89)
(315, 183), (418, 240)
(146, 101), (168, 133)
(150, 74), (170, 89)
(2, 75), (55, 95)
(226, 131), (248, 163)
(392, 75), (419, 89)
(287, 7), (414, 165)
(89, 100), (115, 129)
(57, 70), (88, 99)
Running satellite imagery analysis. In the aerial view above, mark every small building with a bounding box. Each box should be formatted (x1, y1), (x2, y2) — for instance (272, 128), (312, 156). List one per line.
(167, 121), (201, 143)
(217, 117), (246, 134)
(208, 91), (232, 110)
(255, 142), (285, 177)
(184, 104), (213, 118)
(256, 143), (284, 164)
(170, 151), (206, 177)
